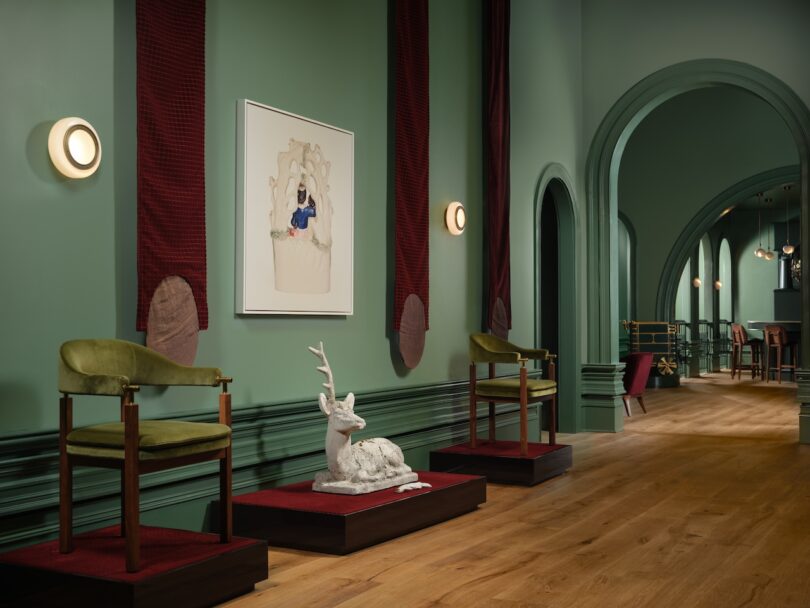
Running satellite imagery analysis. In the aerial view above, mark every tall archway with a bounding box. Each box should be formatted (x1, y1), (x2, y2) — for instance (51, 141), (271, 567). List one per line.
(656, 166), (800, 321)
(584, 59), (810, 435)
(535, 164), (580, 432)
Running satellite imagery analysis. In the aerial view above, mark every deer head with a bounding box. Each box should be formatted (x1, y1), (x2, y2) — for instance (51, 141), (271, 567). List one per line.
(309, 342), (366, 435)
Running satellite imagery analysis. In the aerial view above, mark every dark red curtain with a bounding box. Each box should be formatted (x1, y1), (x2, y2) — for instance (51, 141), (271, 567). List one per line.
(136, 0), (208, 330)
(484, 0), (511, 332)
(393, 0), (430, 332)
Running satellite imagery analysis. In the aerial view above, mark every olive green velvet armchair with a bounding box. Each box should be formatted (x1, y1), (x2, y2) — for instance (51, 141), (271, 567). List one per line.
(469, 333), (558, 457)
(58, 339), (233, 573)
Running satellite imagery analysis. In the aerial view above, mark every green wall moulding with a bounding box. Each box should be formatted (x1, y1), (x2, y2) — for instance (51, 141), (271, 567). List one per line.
(0, 376), (540, 551)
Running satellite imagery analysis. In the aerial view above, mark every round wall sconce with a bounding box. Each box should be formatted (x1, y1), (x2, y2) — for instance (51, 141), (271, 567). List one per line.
(445, 201), (466, 235)
(714, 280), (722, 290)
(48, 117), (102, 179)
(692, 277), (702, 288)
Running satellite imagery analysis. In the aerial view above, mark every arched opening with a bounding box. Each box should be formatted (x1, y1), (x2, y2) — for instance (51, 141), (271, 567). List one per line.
(535, 166), (580, 432)
(584, 59), (810, 435)
(617, 213), (636, 357)
(538, 187), (559, 436)
(539, 188), (559, 361)
(718, 238), (732, 321)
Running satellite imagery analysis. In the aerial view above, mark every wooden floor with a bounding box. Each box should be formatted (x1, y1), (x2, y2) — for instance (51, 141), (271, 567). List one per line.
(225, 374), (810, 608)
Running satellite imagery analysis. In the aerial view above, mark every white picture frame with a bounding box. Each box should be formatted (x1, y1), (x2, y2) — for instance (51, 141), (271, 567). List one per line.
(236, 99), (354, 315)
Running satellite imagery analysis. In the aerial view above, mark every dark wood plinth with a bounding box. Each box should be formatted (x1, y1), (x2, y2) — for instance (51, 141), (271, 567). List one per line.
(221, 471), (486, 555)
(0, 527), (267, 608)
(430, 441), (572, 486)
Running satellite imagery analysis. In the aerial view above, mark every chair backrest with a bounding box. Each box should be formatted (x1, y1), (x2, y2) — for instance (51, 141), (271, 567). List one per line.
(469, 333), (548, 364)
(59, 339), (220, 395)
(763, 324), (787, 346)
(621, 352), (654, 397)
(731, 323), (749, 345)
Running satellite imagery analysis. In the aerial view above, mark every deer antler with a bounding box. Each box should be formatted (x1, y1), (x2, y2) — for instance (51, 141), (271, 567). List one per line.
(308, 341), (336, 403)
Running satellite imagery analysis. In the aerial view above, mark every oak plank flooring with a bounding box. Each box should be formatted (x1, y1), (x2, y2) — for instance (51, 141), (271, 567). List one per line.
(225, 374), (808, 608)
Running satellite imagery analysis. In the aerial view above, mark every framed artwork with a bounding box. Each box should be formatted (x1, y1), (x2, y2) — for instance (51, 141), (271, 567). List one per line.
(236, 99), (354, 315)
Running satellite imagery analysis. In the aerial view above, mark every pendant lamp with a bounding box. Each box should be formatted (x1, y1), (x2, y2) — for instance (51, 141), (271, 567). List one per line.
(754, 192), (766, 258)
(783, 185), (795, 255)
(764, 197), (775, 260)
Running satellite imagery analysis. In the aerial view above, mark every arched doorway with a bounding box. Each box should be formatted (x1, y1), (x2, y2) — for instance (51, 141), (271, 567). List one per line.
(535, 165), (579, 432)
(584, 59), (810, 435)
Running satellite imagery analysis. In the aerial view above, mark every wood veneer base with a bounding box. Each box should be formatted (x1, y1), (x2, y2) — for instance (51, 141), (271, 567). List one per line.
(219, 472), (486, 555)
(430, 441), (572, 486)
(0, 526), (266, 608)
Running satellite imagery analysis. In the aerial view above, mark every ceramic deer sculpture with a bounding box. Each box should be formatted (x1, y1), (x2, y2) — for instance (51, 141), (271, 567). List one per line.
(309, 342), (419, 494)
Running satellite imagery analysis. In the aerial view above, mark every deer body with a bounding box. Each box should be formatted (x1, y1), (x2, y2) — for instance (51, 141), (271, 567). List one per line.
(310, 343), (418, 494)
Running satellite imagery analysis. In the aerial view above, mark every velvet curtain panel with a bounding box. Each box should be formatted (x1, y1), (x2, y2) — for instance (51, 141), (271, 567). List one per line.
(136, 0), (208, 331)
(484, 0), (511, 336)
(393, 0), (430, 368)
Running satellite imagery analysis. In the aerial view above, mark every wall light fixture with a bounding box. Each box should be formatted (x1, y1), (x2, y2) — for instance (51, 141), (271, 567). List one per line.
(445, 201), (466, 235)
(48, 117), (101, 179)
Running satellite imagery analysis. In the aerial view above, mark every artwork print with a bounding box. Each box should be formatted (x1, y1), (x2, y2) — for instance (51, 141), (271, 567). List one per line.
(237, 100), (354, 314)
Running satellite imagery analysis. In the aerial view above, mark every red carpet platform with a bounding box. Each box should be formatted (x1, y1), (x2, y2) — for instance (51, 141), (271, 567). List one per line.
(0, 526), (267, 608)
(223, 471), (486, 554)
(430, 440), (572, 485)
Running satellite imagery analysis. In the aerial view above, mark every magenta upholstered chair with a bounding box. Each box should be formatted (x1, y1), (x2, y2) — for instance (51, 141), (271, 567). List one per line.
(620, 352), (654, 416)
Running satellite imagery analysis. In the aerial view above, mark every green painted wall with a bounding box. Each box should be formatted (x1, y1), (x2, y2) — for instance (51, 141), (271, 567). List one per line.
(0, 1), (118, 434)
(510, 0), (583, 349)
(0, 0), (486, 436)
(618, 87), (797, 321)
(582, 0), (810, 148)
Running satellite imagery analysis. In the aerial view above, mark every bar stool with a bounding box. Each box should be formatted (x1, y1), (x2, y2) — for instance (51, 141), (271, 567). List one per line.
(731, 324), (763, 380)
(764, 324), (798, 383)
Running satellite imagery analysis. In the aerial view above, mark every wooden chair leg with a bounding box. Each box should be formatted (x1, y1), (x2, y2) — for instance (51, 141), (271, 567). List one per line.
(731, 344), (737, 380)
(750, 345), (756, 380)
(219, 391), (233, 543)
(764, 345), (771, 382)
(59, 395), (73, 554)
(623, 395), (631, 416)
(488, 402), (496, 443)
(120, 469), (127, 536)
(124, 401), (140, 573)
(469, 364), (477, 449)
(637, 395), (647, 414)
(549, 394), (557, 446)
(731, 345), (738, 379)
(220, 450), (232, 543)
(519, 367), (528, 457)
(776, 344), (782, 384)
(760, 345), (765, 381)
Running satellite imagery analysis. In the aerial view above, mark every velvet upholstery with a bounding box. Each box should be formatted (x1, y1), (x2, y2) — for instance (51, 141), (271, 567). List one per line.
(58, 338), (232, 573)
(469, 333), (549, 364)
(619, 352), (653, 416)
(475, 378), (557, 399)
(59, 339), (221, 396)
(67, 437), (230, 461)
(68, 420), (230, 450)
(621, 352), (653, 397)
(468, 333), (558, 456)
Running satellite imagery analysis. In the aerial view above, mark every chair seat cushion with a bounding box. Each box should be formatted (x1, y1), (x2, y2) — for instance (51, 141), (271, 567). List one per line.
(67, 420), (230, 461)
(475, 378), (557, 399)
